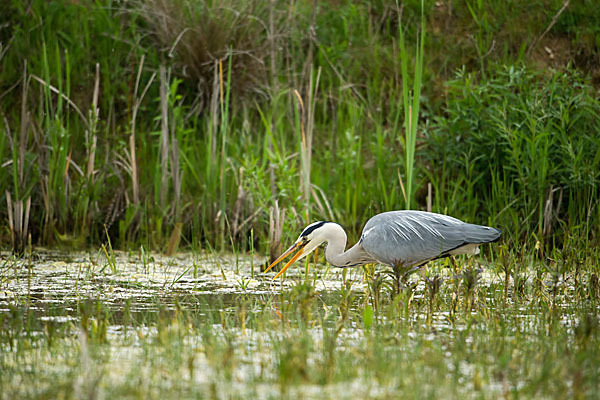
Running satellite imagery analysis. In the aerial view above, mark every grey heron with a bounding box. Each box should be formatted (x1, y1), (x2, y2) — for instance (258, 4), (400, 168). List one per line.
(265, 210), (501, 279)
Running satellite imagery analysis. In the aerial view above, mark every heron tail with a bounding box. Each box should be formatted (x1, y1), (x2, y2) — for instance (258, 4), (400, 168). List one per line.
(462, 224), (502, 244)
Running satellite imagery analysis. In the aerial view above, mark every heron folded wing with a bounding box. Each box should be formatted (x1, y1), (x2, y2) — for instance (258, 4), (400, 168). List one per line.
(360, 210), (497, 266)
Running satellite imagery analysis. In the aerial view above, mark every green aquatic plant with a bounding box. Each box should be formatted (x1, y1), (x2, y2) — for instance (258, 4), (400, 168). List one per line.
(1, 250), (600, 397)
(397, 0), (425, 210)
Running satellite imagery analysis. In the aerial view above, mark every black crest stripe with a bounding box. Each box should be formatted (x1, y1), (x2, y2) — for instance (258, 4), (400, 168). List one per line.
(300, 221), (328, 237)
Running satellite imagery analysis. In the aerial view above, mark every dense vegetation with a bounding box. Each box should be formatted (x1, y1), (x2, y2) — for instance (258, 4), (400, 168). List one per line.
(2, 2), (600, 398)
(1, 0), (599, 259)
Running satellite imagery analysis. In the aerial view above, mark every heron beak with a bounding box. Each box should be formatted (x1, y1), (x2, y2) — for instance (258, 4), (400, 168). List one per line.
(264, 241), (309, 279)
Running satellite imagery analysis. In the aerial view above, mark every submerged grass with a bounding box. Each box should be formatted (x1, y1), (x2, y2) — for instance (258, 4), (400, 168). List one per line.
(1, 249), (599, 398)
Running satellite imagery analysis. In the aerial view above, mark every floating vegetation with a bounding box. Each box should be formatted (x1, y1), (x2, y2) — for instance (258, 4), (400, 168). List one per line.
(1, 250), (599, 398)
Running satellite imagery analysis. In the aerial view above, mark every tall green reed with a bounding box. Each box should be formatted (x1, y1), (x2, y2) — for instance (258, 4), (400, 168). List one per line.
(5, 61), (32, 253)
(218, 55), (233, 250)
(397, 0), (425, 210)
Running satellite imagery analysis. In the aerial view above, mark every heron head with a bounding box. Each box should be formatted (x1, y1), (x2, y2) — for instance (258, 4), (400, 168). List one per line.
(264, 221), (331, 279)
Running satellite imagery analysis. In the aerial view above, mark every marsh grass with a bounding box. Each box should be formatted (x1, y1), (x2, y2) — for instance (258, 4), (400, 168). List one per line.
(1, 250), (599, 398)
(1, 0), (598, 254)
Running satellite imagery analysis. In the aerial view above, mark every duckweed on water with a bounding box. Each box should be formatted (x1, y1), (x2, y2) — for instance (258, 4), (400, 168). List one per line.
(1, 249), (599, 399)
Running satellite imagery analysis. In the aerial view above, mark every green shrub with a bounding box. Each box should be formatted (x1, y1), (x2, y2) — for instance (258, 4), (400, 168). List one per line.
(427, 65), (600, 244)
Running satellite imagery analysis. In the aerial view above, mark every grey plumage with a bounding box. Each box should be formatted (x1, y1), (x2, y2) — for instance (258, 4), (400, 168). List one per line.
(359, 211), (501, 266)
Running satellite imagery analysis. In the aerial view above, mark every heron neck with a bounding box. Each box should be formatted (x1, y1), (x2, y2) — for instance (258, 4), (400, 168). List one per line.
(324, 227), (373, 268)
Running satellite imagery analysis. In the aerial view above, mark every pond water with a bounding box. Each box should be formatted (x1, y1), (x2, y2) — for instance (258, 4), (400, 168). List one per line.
(0, 249), (597, 399)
